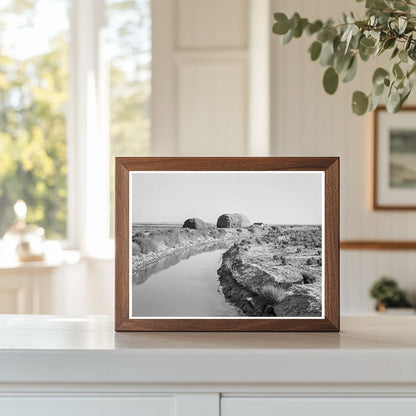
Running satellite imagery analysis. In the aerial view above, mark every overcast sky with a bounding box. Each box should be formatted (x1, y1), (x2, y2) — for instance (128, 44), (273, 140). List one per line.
(131, 171), (323, 225)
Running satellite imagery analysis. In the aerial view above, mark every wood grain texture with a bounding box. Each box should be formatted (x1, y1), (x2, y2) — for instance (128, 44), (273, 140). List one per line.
(341, 241), (416, 250)
(325, 158), (340, 331)
(115, 160), (130, 330)
(373, 106), (416, 210)
(115, 157), (340, 332)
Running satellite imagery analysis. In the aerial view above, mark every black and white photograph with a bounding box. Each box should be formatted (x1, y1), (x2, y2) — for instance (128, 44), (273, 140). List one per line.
(130, 171), (324, 319)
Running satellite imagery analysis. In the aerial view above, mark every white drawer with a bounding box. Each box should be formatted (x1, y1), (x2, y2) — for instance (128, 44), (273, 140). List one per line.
(0, 396), (175, 416)
(221, 397), (416, 416)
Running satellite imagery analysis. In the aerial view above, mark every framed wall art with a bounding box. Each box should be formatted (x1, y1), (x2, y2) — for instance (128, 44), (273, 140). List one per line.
(374, 106), (416, 210)
(115, 157), (339, 332)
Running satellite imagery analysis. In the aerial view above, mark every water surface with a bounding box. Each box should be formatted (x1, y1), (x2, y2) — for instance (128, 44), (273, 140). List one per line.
(132, 248), (240, 317)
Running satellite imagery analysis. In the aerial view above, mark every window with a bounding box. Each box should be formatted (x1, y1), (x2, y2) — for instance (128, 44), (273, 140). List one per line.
(0, 0), (70, 239)
(106, 0), (151, 237)
(0, 0), (151, 251)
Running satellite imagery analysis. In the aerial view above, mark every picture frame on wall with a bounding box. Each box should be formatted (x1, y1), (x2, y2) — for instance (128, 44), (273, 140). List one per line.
(374, 106), (416, 210)
(115, 157), (340, 332)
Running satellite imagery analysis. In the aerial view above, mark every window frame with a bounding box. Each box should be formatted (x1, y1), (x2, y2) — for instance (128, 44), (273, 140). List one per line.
(67, 0), (111, 257)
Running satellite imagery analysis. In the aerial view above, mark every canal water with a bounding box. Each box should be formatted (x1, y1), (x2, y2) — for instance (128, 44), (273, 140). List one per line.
(132, 248), (241, 317)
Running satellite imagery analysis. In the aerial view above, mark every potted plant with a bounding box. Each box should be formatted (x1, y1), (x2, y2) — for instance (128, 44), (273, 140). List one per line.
(272, 0), (416, 115)
(369, 276), (413, 313)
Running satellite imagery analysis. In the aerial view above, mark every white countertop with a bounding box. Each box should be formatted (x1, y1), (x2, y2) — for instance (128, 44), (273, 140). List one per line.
(0, 315), (415, 386)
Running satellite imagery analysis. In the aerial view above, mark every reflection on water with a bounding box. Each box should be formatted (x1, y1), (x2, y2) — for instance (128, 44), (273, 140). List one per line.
(132, 247), (241, 317)
(133, 241), (233, 285)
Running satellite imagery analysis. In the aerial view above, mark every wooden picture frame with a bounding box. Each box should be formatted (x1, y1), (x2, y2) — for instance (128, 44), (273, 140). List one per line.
(115, 157), (339, 332)
(373, 106), (416, 210)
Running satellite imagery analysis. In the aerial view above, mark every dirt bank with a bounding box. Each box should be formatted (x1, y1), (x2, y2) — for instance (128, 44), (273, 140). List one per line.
(217, 225), (322, 317)
(131, 226), (258, 273)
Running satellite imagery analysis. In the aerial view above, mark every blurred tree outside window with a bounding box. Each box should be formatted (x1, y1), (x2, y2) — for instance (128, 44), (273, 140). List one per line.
(0, 0), (151, 242)
(106, 0), (151, 237)
(0, 0), (70, 239)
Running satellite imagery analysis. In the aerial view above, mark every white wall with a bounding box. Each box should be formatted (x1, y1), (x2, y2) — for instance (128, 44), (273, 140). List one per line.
(152, 0), (271, 156)
(271, 0), (416, 313)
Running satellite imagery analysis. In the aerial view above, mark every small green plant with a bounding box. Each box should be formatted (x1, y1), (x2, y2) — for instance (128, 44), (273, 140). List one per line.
(272, 0), (416, 115)
(369, 276), (411, 308)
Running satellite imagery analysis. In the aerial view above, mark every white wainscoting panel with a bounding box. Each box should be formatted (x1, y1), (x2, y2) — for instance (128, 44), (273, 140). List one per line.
(0, 396), (175, 416)
(177, 61), (247, 156)
(221, 397), (416, 416)
(152, 0), (268, 157)
(177, 0), (248, 49)
(175, 394), (219, 416)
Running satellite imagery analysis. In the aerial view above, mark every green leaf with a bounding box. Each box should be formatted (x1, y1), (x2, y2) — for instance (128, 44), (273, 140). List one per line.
(323, 67), (339, 95)
(387, 87), (401, 113)
(359, 42), (375, 61)
(307, 20), (323, 35)
(334, 52), (351, 72)
(320, 41), (335, 66)
(408, 63), (416, 78)
(325, 27), (338, 42)
(347, 12), (356, 24)
(372, 67), (389, 86)
(333, 35), (341, 51)
(342, 56), (357, 82)
(393, 0), (410, 11)
(282, 29), (293, 44)
(366, 0), (388, 10)
(344, 25), (359, 52)
(393, 63), (404, 79)
(408, 69), (416, 88)
(293, 18), (308, 38)
(391, 47), (399, 59)
(350, 33), (361, 49)
(398, 17), (407, 34)
(359, 48), (373, 62)
(383, 37), (396, 50)
(374, 82), (385, 96)
(317, 30), (328, 43)
(360, 37), (375, 48)
(399, 49), (408, 63)
(309, 41), (322, 61)
(409, 45), (416, 61)
(352, 91), (369, 115)
(405, 34), (413, 51)
(290, 12), (301, 30)
(401, 88), (411, 106)
(273, 13), (290, 35)
(369, 92), (383, 111)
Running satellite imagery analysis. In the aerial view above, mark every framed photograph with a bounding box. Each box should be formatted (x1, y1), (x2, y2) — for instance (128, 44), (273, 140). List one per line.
(115, 157), (339, 332)
(374, 106), (416, 209)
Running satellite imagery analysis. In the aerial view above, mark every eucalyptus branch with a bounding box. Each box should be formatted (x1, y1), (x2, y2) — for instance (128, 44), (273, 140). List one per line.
(272, 0), (416, 115)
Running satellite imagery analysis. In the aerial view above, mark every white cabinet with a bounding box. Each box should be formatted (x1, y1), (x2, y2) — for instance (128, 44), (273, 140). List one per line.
(1, 397), (175, 416)
(221, 398), (416, 416)
(1, 316), (416, 416)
